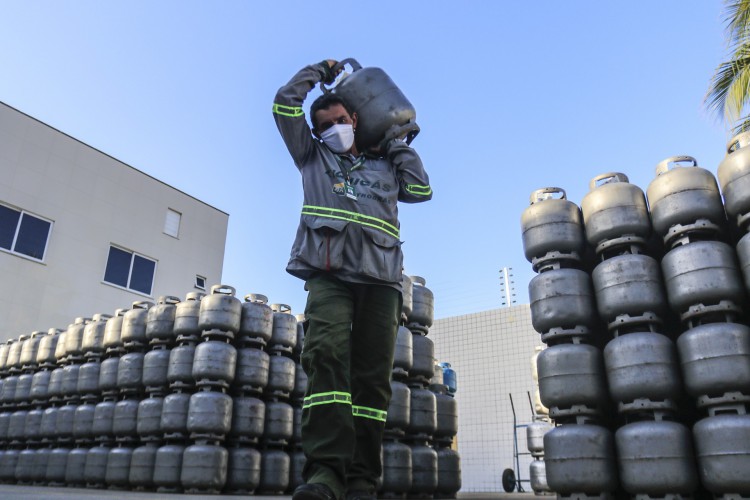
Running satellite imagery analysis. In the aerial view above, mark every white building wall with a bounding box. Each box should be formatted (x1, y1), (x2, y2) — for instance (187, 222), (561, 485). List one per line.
(0, 102), (228, 339)
(431, 305), (542, 493)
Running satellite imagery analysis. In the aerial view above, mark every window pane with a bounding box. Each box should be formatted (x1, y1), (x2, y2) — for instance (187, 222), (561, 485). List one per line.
(164, 209), (181, 238)
(104, 247), (132, 287)
(130, 254), (156, 295)
(14, 213), (51, 260)
(0, 205), (21, 250)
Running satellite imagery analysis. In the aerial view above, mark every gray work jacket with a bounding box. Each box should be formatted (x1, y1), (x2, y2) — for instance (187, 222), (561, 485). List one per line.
(273, 63), (432, 286)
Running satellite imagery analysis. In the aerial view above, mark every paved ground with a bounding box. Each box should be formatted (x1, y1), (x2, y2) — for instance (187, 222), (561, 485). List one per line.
(0, 484), (539, 499)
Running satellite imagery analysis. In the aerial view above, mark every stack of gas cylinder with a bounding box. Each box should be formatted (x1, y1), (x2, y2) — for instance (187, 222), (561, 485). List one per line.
(380, 275), (461, 499)
(521, 139), (750, 499)
(0, 276), (460, 497)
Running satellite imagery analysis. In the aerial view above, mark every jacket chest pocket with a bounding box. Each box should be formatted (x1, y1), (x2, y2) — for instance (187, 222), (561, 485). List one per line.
(299, 220), (347, 272)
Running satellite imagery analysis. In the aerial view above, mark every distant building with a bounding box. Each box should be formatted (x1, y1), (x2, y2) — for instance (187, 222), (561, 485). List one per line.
(431, 304), (541, 494)
(0, 101), (228, 339)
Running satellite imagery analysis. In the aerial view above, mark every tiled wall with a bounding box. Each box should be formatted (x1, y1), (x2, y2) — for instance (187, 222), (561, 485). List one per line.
(431, 305), (542, 493)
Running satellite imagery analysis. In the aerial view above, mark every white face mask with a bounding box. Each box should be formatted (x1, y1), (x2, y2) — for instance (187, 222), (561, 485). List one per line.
(320, 123), (355, 153)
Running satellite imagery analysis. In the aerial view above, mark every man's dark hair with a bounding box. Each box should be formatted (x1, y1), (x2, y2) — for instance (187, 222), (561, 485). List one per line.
(310, 93), (354, 131)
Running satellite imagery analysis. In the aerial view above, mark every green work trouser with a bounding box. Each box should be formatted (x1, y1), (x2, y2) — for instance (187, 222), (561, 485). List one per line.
(300, 273), (401, 499)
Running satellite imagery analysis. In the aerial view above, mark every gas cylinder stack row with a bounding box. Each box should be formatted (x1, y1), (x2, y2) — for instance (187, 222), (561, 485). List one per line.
(522, 145), (750, 499)
(524, 184), (620, 499)
(381, 275), (461, 499)
(0, 284), (308, 495)
(525, 419), (553, 496)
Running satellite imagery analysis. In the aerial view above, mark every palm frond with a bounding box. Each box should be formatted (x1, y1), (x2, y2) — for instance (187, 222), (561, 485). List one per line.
(705, 46), (750, 121)
(724, 0), (750, 48)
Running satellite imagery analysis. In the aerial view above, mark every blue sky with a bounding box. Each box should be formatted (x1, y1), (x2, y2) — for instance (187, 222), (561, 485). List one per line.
(0, 1), (732, 318)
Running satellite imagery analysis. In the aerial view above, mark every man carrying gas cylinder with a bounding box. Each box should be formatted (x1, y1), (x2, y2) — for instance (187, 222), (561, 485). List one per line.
(272, 59), (432, 500)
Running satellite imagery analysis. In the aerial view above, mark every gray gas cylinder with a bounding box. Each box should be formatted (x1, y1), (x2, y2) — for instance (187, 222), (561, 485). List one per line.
(98, 356), (119, 395)
(7, 335), (26, 372)
(661, 240), (746, 318)
(84, 444), (110, 488)
(229, 395), (265, 442)
(181, 443), (228, 493)
(198, 284), (241, 339)
(39, 406), (58, 441)
(14, 372), (32, 405)
(408, 386), (437, 437)
(293, 405), (302, 443)
(55, 403), (76, 441)
(0, 375), (17, 405)
(410, 441), (438, 496)
(258, 448), (290, 494)
(615, 419), (698, 496)
(411, 333), (435, 382)
(693, 413), (750, 496)
(0, 340), (11, 374)
(30, 369), (51, 402)
(393, 325), (414, 378)
(408, 276), (434, 329)
(19, 330), (44, 370)
(544, 423), (618, 495)
(81, 313), (110, 358)
(381, 440), (411, 496)
(187, 390), (233, 439)
(239, 294), (274, 346)
(604, 332), (682, 412)
(77, 359), (101, 397)
(328, 58), (419, 151)
(105, 445), (133, 488)
(402, 274), (414, 321)
(288, 448), (305, 492)
(7, 409), (28, 443)
(718, 130), (750, 230)
(36, 328), (61, 368)
(737, 232), (750, 295)
(521, 187), (585, 270)
(192, 339), (236, 389)
(64, 317), (90, 359)
(434, 392), (458, 442)
(167, 341), (196, 390)
(65, 446), (88, 486)
(526, 419), (553, 458)
(72, 401), (96, 442)
(592, 253), (667, 328)
(0, 410), (14, 443)
(142, 346), (170, 392)
(129, 442), (159, 490)
(0, 448), (20, 482)
(234, 346), (270, 394)
(292, 361), (308, 400)
(146, 295), (180, 345)
(529, 459), (551, 495)
(121, 301), (153, 348)
(91, 399), (116, 439)
(117, 351), (145, 395)
(136, 394), (164, 439)
(32, 447), (51, 484)
(269, 304), (298, 354)
(294, 313), (305, 357)
(266, 353), (296, 397)
(102, 308), (127, 354)
(647, 156), (726, 245)
(581, 172), (651, 253)
(161, 391), (191, 439)
(225, 445), (261, 493)
(537, 343), (608, 419)
(53, 331), (68, 364)
(112, 398), (139, 439)
(436, 447), (462, 498)
(263, 400), (294, 444)
(46, 446), (71, 485)
(386, 380), (410, 434)
(61, 363), (80, 399)
(25, 407), (44, 442)
(676, 322), (750, 407)
(153, 443), (185, 492)
(173, 292), (205, 341)
(528, 267), (597, 340)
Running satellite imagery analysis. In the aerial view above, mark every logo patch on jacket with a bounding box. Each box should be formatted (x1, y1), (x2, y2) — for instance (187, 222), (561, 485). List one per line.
(333, 182), (346, 196)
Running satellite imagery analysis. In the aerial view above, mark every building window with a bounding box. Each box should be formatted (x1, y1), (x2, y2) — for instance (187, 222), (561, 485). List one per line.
(164, 209), (181, 238)
(103, 245), (156, 295)
(195, 275), (206, 290)
(0, 203), (52, 262)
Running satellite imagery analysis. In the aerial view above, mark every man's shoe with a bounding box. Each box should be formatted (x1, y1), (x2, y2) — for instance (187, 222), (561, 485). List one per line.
(293, 482), (337, 500)
(345, 490), (377, 500)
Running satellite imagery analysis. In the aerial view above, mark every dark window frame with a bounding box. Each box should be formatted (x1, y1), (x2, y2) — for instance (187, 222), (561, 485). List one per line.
(0, 202), (53, 262)
(102, 245), (157, 296)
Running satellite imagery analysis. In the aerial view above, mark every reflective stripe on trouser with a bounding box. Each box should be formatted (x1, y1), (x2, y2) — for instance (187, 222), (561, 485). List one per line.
(301, 273), (401, 497)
